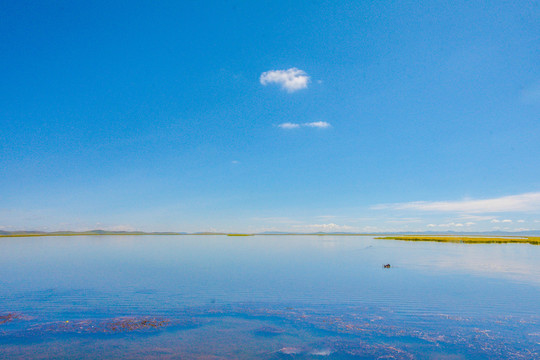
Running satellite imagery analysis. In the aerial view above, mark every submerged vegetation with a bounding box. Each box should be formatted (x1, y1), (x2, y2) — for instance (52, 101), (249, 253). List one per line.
(0, 313), (24, 324)
(31, 316), (175, 334)
(376, 235), (540, 245)
(2, 305), (538, 359)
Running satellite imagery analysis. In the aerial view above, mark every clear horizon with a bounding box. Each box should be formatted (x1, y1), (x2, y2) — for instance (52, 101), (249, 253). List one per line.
(2, 1), (539, 233)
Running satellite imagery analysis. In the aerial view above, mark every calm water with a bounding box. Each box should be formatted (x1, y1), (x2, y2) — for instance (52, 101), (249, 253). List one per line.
(0, 235), (539, 359)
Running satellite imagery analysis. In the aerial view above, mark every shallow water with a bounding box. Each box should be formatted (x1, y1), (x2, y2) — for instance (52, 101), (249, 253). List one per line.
(0, 235), (538, 359)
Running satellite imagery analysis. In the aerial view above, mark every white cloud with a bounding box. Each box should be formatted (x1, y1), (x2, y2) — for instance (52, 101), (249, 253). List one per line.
(373, 192), (540, 213)
(517, 219), (525, 223)
(277, 122), (301, 129)
(277, 121), (331, 129)
(260, 68), (310, 92)
(491, 219), (500, 223)
(502, 219), (513, 223)
(231, 160), (240, 164)
(304, 121), (331, 128)
(296, 223), (353, 232)
(457, 215), (495, 221)
(426, 222), (475, 228)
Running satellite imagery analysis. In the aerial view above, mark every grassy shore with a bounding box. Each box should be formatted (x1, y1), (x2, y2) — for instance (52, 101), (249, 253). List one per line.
(375, 235), (540, 245)
(1, 232), (539, 245)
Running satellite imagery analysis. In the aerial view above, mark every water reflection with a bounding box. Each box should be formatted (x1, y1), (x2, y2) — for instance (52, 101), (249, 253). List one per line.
(0, 235), (539, 359)
(399, 241), (540, 284)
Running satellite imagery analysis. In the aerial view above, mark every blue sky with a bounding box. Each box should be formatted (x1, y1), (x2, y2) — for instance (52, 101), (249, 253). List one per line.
(1, 1), (539, 232)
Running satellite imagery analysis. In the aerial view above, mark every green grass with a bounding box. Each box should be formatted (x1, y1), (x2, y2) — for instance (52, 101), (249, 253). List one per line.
(376, 235), (540, 245)
(2, 232), (538, 245)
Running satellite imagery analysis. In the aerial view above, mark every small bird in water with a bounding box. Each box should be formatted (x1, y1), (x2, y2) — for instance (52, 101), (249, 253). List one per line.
(383, 264), (391, 268)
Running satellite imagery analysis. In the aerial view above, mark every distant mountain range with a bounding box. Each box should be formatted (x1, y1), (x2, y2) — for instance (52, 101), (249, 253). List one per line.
(0, 230), (187, 236)
(1, 229), (540, 236)
(261, 230), (540, 236)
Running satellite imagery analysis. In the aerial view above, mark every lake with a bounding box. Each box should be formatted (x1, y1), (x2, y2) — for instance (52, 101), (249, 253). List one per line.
(0, 235), (539, 359)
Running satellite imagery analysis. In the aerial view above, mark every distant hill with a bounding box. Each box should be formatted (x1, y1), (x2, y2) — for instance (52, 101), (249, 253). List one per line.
(0, 230), (187, 237)
(192, 232), (227, 235)
(258, 231), (292, 235)
(2, 229), (540, 237)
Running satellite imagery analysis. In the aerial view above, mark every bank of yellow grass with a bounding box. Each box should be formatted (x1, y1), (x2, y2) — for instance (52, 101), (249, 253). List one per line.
(376, 235), (540, 245)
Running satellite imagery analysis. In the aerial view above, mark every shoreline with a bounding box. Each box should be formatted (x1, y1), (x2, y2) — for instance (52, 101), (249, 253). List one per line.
(1, 232), (539, 244)
(375, 235), (540, 245)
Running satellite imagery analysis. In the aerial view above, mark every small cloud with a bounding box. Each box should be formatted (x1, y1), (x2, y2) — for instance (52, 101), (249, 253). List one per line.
(373, 192), (540, 213)
(277, 121), (331, 130)
(491, 219), (500, 223)
(296, 223), (353, 232)
(502, 219), (513, 223)
(457, 215), (495, 221)
(231, 160), (240, 164)
(517, 219), (525, 223)
(277, 122), (301, 129)
(260, 68), (310, 92)
(426, 222), (474, 228)
(304, 121), (331, 128)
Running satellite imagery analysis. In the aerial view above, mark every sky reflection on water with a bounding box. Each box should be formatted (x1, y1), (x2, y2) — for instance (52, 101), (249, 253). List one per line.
(0, 235), (539, 359)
